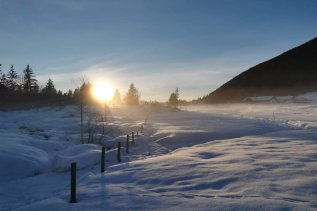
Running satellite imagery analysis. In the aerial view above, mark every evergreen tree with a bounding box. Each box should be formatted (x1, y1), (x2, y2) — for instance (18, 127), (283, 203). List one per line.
(79, 82), (93, 104)
(0, 74), (7, 86)
(0, 64), (6, 86)
(67, 89), (73, 98)
(175, 88), (179, 100)
(57, 90), (63, 96)
(112, 88), (122, 105)
(169, 93), (178, 108)
(22, 64), (38, 93)
(124, 83), (140, 105)
(41, 78), (57, 94)
(73, 87), (81, 101)
(168, 88), (179, 108)
(7, 65), (18, 90)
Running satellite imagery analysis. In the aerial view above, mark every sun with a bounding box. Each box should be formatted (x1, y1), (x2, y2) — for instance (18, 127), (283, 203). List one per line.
(92, 81), (114, 102)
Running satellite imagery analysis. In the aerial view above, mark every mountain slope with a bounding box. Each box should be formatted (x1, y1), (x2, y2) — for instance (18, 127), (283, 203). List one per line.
(203, 37), (317, 103)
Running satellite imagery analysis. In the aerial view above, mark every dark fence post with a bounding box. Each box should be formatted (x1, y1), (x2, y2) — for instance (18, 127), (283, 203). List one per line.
(117, 142), (121, 162)
(126, 134), (129, 154)
(70, 162), (77, 203)
(132, 132), (135, 144)
(141, 124), (143, 133)
(101, 147), (105, 173)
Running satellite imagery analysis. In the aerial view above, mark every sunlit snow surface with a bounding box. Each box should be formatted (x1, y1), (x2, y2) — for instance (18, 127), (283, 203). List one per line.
(1, 103), (317, 210)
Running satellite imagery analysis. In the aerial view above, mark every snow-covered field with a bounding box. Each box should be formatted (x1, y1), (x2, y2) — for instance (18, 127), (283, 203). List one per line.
(1, 103), (317, 210)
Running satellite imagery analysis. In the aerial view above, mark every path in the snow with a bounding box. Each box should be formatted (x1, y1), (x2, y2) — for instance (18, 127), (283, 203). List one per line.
(118, 107), (296, 155)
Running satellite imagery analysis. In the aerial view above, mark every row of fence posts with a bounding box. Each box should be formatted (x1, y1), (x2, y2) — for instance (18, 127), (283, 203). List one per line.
(70, 124), (144, 203)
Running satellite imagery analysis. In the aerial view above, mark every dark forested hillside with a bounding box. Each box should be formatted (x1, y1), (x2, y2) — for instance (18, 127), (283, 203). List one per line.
(202, 37), (317, 103)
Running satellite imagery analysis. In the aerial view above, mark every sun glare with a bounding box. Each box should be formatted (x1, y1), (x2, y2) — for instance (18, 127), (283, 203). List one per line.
(92, 81), (114, 102)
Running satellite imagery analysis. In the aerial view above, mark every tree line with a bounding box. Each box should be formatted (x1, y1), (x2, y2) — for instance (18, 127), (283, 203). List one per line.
(73, 82), (140, 106)
(1, 64), (40, 93)
(0, 63), (143, 108)
(0, 63), (182, 109)
(0, 64), (71, 108)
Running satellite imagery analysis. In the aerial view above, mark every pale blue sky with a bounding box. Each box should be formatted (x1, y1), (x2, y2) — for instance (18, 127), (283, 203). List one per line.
(0, 0), (317, 100)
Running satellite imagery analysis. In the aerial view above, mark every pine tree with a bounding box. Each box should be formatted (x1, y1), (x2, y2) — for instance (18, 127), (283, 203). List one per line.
(57, 90), (63, 96)
(124, 83), (140, 105)
(168, 88), (179, 108)
(0, 64), (6, 86)
(7, 65), (18, 90)
(112, 89), (122, 105)
(79, 82), (93, 104)
(169, 93), (177, 108)
(67, 89), (73, 98)
(73, 87), (81, 101)
(0, 74), (7, 86)
(41, 78), (57, 94)
(175, 88), (179, 100)
(22, 64), (38, 93)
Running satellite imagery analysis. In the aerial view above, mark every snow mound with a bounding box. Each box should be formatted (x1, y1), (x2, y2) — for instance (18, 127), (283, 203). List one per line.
(52, 144), (101, 172)
(0, 132), (63, 183)
(101, 135), (126, 149)
(0, 143), (51, 182)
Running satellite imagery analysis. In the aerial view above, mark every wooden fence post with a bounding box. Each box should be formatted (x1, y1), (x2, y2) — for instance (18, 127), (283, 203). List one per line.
(101, 147), (105, 173)
(132, 132), (135, 144)
(70, 162), (77, 203)
(117, 142), (121, 162)
(126, 134), (129, 154)
(141, 124), (143, 133)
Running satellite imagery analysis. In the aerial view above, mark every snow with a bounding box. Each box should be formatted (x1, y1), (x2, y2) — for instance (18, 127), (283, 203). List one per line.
(1, 101), (317, 210)
(243, 96), (275, 103)
(275, 95), (294, 101)
(297, 92), (317, 103)
(52, 144), (101, 172)
(242, 92), (317, 104)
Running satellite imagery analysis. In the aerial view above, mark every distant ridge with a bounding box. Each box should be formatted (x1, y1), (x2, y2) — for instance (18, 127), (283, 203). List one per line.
(202, 37), (317, 103)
